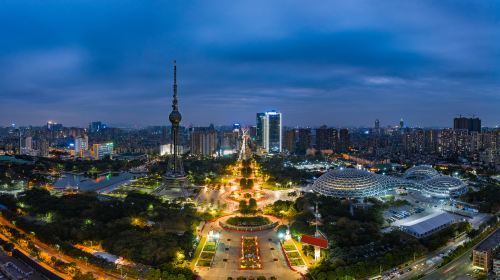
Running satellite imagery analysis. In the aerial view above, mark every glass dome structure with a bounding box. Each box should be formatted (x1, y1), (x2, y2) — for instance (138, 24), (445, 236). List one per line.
(312, 168), (393, 198)
(404, 165), (439, 180)
(423, 176), (467, 198)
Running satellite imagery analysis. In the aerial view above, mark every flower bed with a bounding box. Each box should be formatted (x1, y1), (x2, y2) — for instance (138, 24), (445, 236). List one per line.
(226, 216), (271, 227)
(239, 236), (262, 270)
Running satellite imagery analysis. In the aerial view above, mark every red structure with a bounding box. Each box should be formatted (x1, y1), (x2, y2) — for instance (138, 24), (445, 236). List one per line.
(300, 234), (328, 249)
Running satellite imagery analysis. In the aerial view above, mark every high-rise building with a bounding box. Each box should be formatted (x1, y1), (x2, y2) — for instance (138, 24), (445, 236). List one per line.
(454, 129), (471, 155)
(424, 129), (439, 153)
(403, 128), (424, 154)
(39, 139), (49, 157)
(75, 135), (89, 157)
(256, 113), (265, 147)
(296, 128), (312, 154)
(399, 118), (404, 129)
(438, 129), (455, 157)
(89, 121), (106, 133)
(375, 119), (380, 130)
(339, 128), (349, 153)
(190, 126), (217, 156)
(47, 121), (63, 131)
(283, 129), (296, 153)
(256, 111), (282, 154)
(454, 116), (481, 132)
(316, 126), (338, 151)
(220, 129), (240, 156)
(24, 136), (32, 151)
(92, 143), (113, 160)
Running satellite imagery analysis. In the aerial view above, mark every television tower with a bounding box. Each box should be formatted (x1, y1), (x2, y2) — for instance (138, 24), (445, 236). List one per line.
(165, 60), (185, 179)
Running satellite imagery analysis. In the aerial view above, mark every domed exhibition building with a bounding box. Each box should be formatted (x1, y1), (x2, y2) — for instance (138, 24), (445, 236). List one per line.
(312, 165), (467, 199)
(403, 165), (439, 180)
(423, 176), (468, 198)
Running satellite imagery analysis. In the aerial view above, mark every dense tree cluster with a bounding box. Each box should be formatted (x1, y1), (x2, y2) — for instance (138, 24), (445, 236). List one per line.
(275, 193), (471, 280)
(239, 178), (254, 189)
(163, 157), (235, 186)
(460, 183), (500, 213)
(238, 198), (258, 215)
(256, 156), (314, 186)
(0, 189), (197, 278)
(263, 200), (296, 218)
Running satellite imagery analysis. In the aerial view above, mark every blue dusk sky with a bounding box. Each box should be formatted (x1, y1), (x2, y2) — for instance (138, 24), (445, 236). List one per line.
(0, 0), (499, 128)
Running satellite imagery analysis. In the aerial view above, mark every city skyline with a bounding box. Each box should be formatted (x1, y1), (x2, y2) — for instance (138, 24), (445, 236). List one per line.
(1, 1), (500, 127)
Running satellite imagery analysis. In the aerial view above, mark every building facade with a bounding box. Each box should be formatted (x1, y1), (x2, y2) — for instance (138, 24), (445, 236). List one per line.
(256, 111), (282, 154)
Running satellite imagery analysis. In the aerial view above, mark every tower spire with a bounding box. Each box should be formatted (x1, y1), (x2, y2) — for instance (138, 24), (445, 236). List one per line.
(172, 60), (178, 111)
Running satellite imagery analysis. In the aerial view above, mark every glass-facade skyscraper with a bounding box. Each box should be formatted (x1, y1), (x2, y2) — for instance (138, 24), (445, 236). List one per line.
(256, 111), (282, 154)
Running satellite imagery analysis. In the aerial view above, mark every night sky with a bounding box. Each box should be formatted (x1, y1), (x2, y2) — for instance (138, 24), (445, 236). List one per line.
(1, 1), (499, 128)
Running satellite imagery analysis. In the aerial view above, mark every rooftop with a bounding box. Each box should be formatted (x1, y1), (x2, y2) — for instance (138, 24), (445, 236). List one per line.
(475, 228), (500, 252)
(400, 212), (456, 236)
(301, 234), (328, 248)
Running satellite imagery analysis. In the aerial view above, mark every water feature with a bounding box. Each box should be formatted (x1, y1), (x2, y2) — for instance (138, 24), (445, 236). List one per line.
(53, 172), (142, 193)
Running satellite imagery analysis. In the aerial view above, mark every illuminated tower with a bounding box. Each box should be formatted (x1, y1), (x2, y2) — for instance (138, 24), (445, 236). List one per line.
(165, 61), (185, 179)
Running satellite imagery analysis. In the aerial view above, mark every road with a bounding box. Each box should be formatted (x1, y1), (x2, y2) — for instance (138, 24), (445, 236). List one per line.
(424, 248), (473, 280)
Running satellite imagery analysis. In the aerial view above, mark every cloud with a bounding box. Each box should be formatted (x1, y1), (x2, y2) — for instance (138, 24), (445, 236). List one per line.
(0, 0), (499, 127)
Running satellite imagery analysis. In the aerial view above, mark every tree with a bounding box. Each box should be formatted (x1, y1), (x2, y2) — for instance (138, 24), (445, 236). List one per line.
(72, 272), (96, 280)
(248, 198), (257, 212)
(145, 269), (161, 280)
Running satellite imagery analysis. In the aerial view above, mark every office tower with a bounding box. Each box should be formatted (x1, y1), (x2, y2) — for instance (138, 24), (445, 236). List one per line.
(248, 126), (257, 139)
(454, 116), (481, 132)
(399, 118), (404, 129)
(92, 143), (113, 160)
(256, 113), (265, 147)
(339, 128), (349, 153)
(256, 111), (282, 153)
(316, 126), (338, 151)
(75, 135), (89, 157)
(190, 126), (217, 156)
(375, 119), (380, 130)
(260, 111), (282, 154)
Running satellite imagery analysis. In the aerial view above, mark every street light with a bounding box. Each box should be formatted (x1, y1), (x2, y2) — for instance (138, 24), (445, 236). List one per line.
(278, 233), (284, 240)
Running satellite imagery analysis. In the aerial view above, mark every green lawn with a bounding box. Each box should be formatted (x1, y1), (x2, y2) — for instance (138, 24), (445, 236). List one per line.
(196, 259), (212, 267)
(200, 252), (215, 259)
(204, 241), (217, 252)
(289, 258), (305, 266)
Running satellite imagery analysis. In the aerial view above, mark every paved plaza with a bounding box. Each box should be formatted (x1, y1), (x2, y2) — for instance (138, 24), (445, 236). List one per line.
(196, 220), (302, 280)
